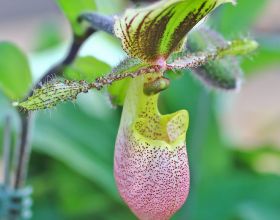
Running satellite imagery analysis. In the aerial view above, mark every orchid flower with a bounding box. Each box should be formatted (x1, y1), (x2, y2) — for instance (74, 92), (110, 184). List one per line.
(113, 0), (236, 219)
(114, 74), (189, 220)
(14, 1), (257, 218)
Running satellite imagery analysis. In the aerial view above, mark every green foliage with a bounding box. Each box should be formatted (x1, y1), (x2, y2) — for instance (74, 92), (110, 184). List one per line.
(34, 23), (63, 52)
(56, 0), (96, 35)
(0, 42), (32, 100)
(243, 46), (280, 74)
(213, 0), (267, 36)
(32, 102), (121, 200)
(64, 56), (111, 82)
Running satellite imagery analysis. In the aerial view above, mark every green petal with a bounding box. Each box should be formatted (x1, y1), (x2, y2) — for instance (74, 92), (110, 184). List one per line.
(16, 80), (90, 111)
(114, 0), (235, 63)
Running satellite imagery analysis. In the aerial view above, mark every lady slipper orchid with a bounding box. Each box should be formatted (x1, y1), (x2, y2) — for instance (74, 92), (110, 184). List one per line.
(113, 1), (237, 219)
(114, 74), (190, 220)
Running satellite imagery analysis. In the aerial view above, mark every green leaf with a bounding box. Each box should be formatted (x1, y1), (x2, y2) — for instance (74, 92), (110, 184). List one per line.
(33, 103), (121, 201)
(114, 0), (235, 63)
(0, 42), (32, 100)
(64, 56), (111, 82)
(56, 0), (96, 35)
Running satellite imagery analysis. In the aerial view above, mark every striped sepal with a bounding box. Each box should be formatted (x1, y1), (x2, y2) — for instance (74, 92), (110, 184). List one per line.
(114, 0), (236, 64)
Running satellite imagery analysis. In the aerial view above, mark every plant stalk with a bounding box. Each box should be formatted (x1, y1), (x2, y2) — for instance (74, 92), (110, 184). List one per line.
(3, 115), (12, 187)
(13, 112), (33, 189)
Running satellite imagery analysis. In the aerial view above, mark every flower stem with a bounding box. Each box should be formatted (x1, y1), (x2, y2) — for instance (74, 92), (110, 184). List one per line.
(13, 112), (34, 189)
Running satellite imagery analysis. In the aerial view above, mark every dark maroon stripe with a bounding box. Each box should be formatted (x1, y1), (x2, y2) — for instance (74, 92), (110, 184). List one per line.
(120, 22), (131, 49)
(135, 11), (153, 40)
(168, 1), (211, 56)
(126, 13), (139, 41)
(141, 4), (176, 61)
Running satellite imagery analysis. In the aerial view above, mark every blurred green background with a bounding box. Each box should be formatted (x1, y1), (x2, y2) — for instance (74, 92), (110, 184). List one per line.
(1, 0), (280, 219)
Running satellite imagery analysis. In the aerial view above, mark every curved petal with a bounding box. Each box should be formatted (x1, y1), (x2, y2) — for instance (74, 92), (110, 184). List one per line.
(114, 0), (236, 63)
